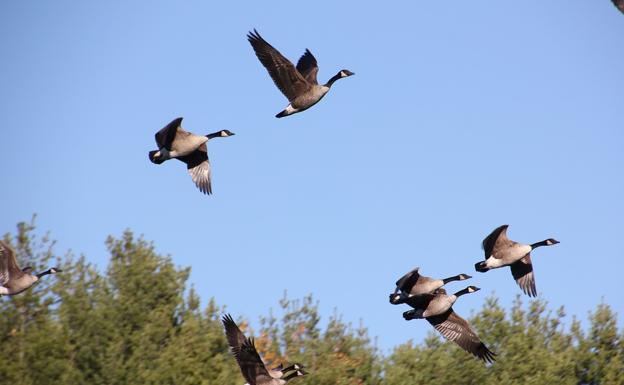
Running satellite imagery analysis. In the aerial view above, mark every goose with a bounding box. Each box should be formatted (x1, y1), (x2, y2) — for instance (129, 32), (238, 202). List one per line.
(474, 224), (559, 297)
(222, 314), (308, 385)
(401, 287), (496, 363)
(613, 0), (624, 14)
(148, 117), (234, 195)
(0, 240), (62, 296)
(247, 29), (354, 118)
(389, 267), (471, 304)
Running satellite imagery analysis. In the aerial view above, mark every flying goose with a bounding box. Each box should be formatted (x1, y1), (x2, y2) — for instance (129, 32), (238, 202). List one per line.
(401, 287), (496, 363)
(613, 0), (624, 14)
(247, 29), (354, 118)
(389, 267), (471, 304)
(222, 314), (308, 385)
(474, 224), (559, 297)
(0, 240), (62, 296)
(148, 117), (234, 195)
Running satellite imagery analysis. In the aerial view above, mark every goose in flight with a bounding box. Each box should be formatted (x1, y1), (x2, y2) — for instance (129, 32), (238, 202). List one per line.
(0, 240), (62, 297)
(148, 117), (234, 195)
(390, 266), (472, 304)
(474, 224), (559, 297)
(401, 287), (496, 363)
(247, 29), (354, 118)
(222, 314), (308, 385)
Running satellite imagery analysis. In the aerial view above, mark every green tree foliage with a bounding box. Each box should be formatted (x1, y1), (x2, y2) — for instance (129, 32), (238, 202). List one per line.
(385, 295), (624, 385)
(0, 219), (622, 385)
(256, 294), (382, 385)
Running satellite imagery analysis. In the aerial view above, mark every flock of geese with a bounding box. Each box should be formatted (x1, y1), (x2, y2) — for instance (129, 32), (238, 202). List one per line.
(213, 223), (560, 385)
(16, 6), (624, 379)
(148, 30), (354, 195)
(389, 224), (559, 363)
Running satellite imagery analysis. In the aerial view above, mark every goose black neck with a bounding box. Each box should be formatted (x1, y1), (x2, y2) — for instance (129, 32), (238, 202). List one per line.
(453, 287), (472, 297)
(324, 72), (343, 87)
(281, 363), (300, 372)
(283, 371), (303, 380)
(442, 275), (462, 284)
(206, 131), (222, 139)
(530, 240), (550, 249)
(36, 268), (55, 279)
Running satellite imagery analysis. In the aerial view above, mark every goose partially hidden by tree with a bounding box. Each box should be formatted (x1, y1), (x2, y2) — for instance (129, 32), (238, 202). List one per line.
(474, 225), (559, 297)
(0, 240), (62, 297)
(247, 29), (354, 118)
(389, 267), (472, 304)
(222, 314), (308, 385)
(148, 117), (235, 195)
(401, 287), (496, 363)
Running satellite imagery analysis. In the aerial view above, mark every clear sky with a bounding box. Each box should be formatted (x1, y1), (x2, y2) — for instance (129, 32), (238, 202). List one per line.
(1, 1), (623, 353)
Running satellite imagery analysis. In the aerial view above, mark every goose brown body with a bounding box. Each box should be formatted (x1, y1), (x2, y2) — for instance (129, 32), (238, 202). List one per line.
(247, 29), (354, 118)
(474, 225), (559, 297)
(148, 117), (234, 195)
(0, 240), (61, 296)
(401, 287), (496, 363)
(390, 267), (471, 304)
(222, 314), (307, 385)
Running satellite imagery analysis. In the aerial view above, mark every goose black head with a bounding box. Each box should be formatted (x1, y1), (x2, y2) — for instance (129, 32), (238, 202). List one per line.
(49, 267), (62, 274)
(339, 69), (355, 78)
(474, 261), (489, 273)
(389, 293), (405, 304)
(458, 274), (472, 280)
(219, 130), (235, 137)
(291, 363), (305, 371)
(466, 286), (480, 293)
(545, 238), (560, 246)
(148, 150), (165, 164)
(284, 368), (309, 380)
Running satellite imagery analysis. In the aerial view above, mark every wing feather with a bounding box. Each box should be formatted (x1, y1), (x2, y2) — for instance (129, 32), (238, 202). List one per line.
(0, 240), (23, 286)
(178, 144), (212, 195)
(482, 224), (510, 258)
(223, 315), (273, 385)
(235, 338), (273, 385)
(296, 49), (319, 85)
(427, 309), (496, 363)
(510, 254), (537, 297)
(0, 241), (10, 286)
(394, 267), (421, 293)
(154, 117), (184, 149)
(222, 314), (247, 352)
(247, 29), (312, 102)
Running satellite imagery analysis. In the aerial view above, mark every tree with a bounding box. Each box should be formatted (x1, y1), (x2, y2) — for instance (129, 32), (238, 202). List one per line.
(0, 219), (621, 385)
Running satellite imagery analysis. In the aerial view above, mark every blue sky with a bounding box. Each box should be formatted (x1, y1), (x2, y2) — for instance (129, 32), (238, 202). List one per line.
(1, 1), (623, 353)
